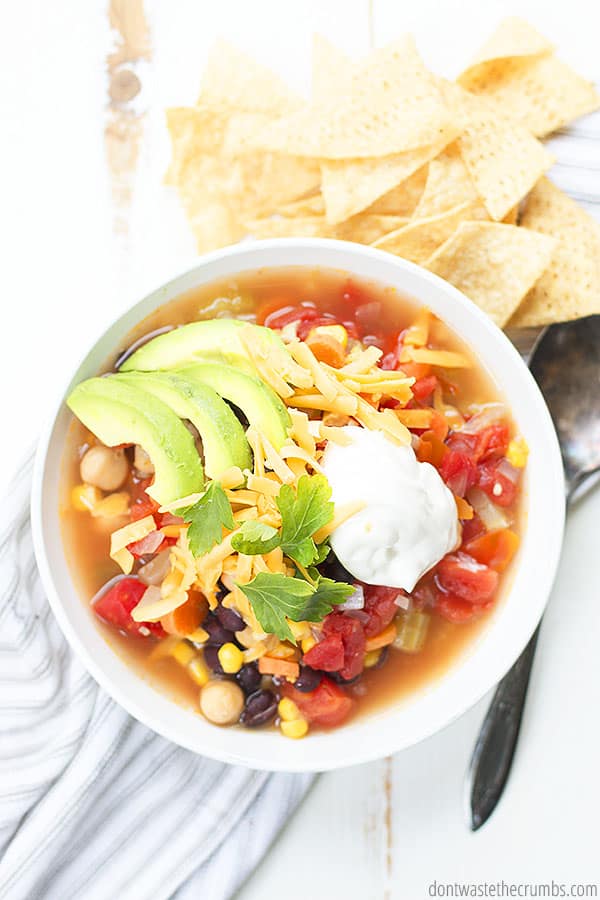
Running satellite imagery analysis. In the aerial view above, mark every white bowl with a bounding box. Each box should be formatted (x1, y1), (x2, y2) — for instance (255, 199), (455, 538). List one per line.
(31, 239), (565, 771)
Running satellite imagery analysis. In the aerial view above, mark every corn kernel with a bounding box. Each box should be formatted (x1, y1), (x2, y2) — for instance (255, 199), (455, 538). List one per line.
(187, 627), (209, 644)
(364, 648), (382, 668)
(188, 655), (210, 687)
(71, 483), (102, 512)
(312, 324), (348, 349)
(281, 718), (308, 739)
(171, 641), (196, 668)
(278, 697), (300, 721)
(301, 636), (317, 653)
(91, 491), (130, 519)
(218, 642), (244, 674)
(506, 437), (529, 468)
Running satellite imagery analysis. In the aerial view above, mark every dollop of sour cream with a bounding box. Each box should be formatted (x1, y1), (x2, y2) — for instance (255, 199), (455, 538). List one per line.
(321, 426), (460, 591)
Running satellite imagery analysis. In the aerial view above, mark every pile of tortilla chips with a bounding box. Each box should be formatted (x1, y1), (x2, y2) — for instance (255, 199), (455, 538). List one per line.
(166, 18), (600, 329)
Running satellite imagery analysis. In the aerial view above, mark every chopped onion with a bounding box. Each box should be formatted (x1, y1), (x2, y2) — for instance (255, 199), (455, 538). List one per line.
(467, 487), (509, 530)
(339, 585), (365, 611)
(496, 458), (520, 484)
(346, 609), (370, 624)
(459, 403), (506, 435)
(89, 574), (130, 608)
(394, 592), (411, 610)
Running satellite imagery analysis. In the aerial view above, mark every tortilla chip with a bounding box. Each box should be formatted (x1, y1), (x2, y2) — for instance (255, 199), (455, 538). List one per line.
(165, 106), (229, 184)
(448, 85), (553, 220)
(246, 213), (408, 244)
(461, 54), (600, 138)
(312, 33), (353, 97)
(338, 215), (410, 244)
(246, 216), (334, 239)
(425, 220), (556, 327)
(458, 18), (553, 89)
(502, 204), (520, 225)
(509, 178), (600, 326)
(277, 194), (325, 217)
(251, 36), (454, 158)
(371, 202), (478, 264)
(367, 167), (429, 215)
(412, 145), (480, 218)
(199, 39), (304, 115)
(320, 133), (455, 224)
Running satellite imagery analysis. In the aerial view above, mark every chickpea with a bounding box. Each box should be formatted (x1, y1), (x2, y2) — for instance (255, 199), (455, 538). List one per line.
(80, 445), (128, 492)
(134, 444), (155, 477)
(199, 679), (244, 726)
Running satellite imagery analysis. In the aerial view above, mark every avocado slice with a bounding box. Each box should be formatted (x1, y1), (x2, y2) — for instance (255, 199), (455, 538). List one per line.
(119, 319), (286, 375)
(115, 371), (252, 478)
(67, 377), (204, 505)
(179, 363), (291, 450)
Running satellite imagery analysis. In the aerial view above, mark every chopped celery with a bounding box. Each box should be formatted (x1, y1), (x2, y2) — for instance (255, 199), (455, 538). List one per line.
(394, 610), (430, 653)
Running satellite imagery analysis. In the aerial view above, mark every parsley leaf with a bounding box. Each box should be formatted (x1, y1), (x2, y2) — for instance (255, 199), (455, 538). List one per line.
(277, 474), (334, 567)
(177, 481), (235, 558)
(231, 520), (280, 555)
(237, 571), (353, 643)
(313, 541), (331, 566)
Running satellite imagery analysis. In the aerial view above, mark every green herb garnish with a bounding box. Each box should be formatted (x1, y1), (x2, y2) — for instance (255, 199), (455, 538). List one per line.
(177, 481), (235, 558)
(277, 474), (334, 566)
(231, 520), (281, 555)
(238, 572), (353, 643)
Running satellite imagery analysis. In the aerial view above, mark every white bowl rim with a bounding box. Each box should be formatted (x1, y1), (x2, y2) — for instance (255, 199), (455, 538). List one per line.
(31, 238), (565, 772)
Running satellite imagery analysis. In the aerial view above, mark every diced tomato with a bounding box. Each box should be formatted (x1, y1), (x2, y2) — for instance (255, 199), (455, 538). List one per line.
(263, 304), (318, 331)
(156, 511), (184, 528)
(475, 424), (510, 462)
(323, 613), (366, 680)
(93, 577), (166, 638)
(435, 594), (487, 623)
(303, 634), (345, 672)
(439, 450), (478, 497)
(460, 513), (486, 545)
(436, 553), (499, 605)
(282, 677), (354, 728)
(465, 528), (519, 572)
(477, 460), (518, 507)
(398, 359), (431, 380)
(130, 481), (160, 522)
(304, 613), (366, 680)
(412, 374), (438, 402)
(362, 585), (401, 638)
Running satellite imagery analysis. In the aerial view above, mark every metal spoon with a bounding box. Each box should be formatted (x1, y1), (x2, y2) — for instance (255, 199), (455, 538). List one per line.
(467, 315), (600, 831)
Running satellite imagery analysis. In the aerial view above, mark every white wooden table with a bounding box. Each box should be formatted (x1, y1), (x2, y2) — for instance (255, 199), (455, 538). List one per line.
(2, 2), (599, 896)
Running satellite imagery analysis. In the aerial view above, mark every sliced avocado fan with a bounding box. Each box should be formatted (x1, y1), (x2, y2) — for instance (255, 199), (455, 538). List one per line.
(179, 363), (291, 450)
(119, 319), (309, 389)
(67, 377), (204, 505)
(115, 371), (252, 478)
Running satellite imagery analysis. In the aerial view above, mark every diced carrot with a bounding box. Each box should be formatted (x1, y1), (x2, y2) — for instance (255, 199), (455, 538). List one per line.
(160, 590), (208, 637)
(465, 529), (519, 572)
(396, 408), (434, 429)
(398, 360), (431, 380)
(305, 333), (346, 368)
(455, 495), (474, 520)
(365, 622), (397, 652)
(258, 656), (300, 681)
(429, 410), (449, 442)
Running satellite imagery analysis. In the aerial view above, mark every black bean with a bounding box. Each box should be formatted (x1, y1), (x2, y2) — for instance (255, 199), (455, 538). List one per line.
(330, 671), (361, 686)
(236, 662), (262, 695)
(215, 604), (245, 633)
(293, 665), (323, 693)
(203, 615), (234, 647)
(240, 689), (278, 727)
(319, 551), (354, 584)
(203, 645), (225, 675)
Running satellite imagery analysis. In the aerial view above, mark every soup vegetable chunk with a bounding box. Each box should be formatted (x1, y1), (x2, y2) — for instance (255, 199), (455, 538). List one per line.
(63, 271), (526, 738)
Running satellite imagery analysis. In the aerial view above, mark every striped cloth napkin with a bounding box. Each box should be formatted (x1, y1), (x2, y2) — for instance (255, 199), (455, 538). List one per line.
(0, 455), (313, 900)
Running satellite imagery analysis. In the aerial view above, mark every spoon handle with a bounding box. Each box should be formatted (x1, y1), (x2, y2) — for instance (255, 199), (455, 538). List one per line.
(467, 625), (540, 830)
